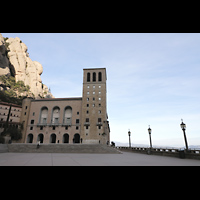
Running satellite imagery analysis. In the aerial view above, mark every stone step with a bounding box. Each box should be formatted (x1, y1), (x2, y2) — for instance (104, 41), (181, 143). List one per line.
(7, 144), (121, 154)
(0, 144), (8, 153)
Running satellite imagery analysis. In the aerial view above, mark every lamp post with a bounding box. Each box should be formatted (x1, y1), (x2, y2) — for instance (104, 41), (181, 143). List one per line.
(180, 119), (188, 151)
(128, 129), (131, 148)
(148, 125), (152, 149)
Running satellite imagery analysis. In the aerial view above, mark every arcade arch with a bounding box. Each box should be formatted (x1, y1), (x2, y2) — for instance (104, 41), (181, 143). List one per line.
(50, 133), (56, 143)
(52, 106), (60, 124)
(37, 133), (44, 143)
(39, 107), (48, 124)
(27, 134), (33, 143)
(73, 133), (80, 143)
(63, 106), (72, 125)
(63, 133), (69, 143)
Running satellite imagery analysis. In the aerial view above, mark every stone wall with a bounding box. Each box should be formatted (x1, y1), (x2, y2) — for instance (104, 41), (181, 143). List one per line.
(117, 146), (200, 160)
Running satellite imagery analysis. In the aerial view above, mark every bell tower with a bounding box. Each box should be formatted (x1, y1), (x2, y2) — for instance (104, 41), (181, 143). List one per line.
(81, 68), (110, 144)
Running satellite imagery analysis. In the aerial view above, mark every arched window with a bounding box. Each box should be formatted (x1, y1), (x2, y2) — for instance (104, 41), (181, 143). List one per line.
(39, 107), (48, 124)
(87, 73), (90, 82)
(93, 72), (96, 82)
(63, 106), (72, 125)
(98, 72), (102, 81)
(52, 106), (60, 124)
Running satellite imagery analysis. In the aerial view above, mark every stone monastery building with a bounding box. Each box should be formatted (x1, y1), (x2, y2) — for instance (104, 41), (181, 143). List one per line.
(21, 68), (110, 145)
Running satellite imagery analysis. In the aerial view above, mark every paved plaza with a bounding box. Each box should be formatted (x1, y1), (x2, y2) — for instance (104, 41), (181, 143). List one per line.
(0, 152), (200, 166)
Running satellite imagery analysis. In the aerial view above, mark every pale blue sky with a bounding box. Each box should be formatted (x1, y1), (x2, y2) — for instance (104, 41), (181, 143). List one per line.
(2, 33), (200, 147)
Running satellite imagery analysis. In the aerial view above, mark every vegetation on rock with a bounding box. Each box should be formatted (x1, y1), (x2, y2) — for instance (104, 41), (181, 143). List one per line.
(0, 75), (33, 105)
(1, 126), (22, 141)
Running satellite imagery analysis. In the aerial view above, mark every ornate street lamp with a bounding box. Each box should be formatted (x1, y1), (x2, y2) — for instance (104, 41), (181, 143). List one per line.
(148, 125), (152, 149)
(180, 119), (188, 151)
(128, 129), (131, 148)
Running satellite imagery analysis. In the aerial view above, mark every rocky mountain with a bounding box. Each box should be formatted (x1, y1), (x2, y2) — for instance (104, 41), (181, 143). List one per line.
(0, 33), (54, 99)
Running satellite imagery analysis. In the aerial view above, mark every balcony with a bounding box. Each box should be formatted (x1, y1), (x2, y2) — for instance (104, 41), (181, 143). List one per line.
(62, 122), (72, 126)
(50, 122), (60, 127)
(84, 122), (90, 126)
(37, 123), (47, 127)
(37, 122), (73, 127)
(62, 118), (72, 126)
(96, 122), (103, 126)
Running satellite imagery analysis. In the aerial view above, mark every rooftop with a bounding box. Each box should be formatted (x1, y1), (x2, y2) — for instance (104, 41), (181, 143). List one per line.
(83, 68), (106, 70)
(83, 68), (107, 80)
(0, 102), (22, 108)
(32, 97), (82, 102)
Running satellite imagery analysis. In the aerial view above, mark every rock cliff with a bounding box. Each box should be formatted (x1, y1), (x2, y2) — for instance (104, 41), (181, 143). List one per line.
(0, 34), (10, 76)
(0, 33), (54, 99)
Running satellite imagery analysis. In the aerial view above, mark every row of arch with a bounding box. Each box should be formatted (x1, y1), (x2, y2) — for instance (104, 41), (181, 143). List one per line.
(40, 106), (72, 124)
(27, 133), (81, 144)
(87, 72), (102, 82)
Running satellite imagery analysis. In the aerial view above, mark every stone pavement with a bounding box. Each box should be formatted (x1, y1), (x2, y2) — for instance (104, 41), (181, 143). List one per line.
(0, 152), (200, 166)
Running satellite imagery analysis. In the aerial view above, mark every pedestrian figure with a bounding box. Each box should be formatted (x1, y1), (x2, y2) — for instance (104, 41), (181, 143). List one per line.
(37, 141), (40, 149)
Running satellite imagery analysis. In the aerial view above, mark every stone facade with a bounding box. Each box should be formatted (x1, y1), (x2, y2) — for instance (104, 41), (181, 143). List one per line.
(81, 68), (110, 144)
(0, 102), (22, 143)
(21, 68), (110, 145)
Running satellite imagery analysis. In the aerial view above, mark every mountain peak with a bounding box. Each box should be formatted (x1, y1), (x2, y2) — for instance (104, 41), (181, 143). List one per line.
(0, 33), (54, 99)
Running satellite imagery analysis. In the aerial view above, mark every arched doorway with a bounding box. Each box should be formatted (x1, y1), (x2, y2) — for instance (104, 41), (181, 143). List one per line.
(63, 133), (69, 143)
(73, 133), (80, 143)
(37, 134), (44, 143)
(27, 134), (33, 143)
(50, 133), (56, 143)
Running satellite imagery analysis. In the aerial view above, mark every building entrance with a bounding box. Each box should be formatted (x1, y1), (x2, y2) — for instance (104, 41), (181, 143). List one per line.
(50, 133), (56, 143)
(74, 133), (80, 143)
(27, 134), (33, 143)
(63, 133), (69, 143)
(37, 134), (44, 143)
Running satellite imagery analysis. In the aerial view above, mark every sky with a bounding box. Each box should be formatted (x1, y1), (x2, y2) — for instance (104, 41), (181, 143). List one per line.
(2, 33), (200, 147)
